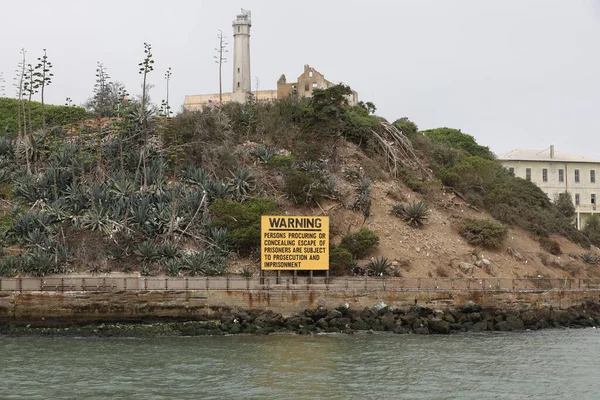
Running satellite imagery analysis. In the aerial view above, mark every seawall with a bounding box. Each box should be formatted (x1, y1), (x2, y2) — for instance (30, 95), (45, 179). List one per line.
(2, 287), (600, 326)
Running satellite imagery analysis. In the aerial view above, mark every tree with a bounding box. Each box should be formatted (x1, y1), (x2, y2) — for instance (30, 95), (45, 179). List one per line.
(421, 127), (494, 160)
(554, 191), (575, 219)
(214, 30), (228, 103)
(32, 49), (53, 135)
(584, 214), (600, 246)
(305, 84), (353, 135)
(392, 117), (418, 139)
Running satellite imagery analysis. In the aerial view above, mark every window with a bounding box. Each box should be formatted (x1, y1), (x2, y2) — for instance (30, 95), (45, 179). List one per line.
(592, 194), (596, 210)
(558, 169), (564, 183)
(312, 82), (318, 88)
(575, 193), (580, 206)
(525, 168), (531, 181)
(237, 82), (240, 88)
(542, 168), (548, 182)
(238, 26), (240, 32)
(508, 167), (514, 175)
(308, 71), (313, 78)
(304, 83), (309, 91)
(592, 170), (596, 183)
(575, 169), (580, 183)
(237, 68), (240, 73)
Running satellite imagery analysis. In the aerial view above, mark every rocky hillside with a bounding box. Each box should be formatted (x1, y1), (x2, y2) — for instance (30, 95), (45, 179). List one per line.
(0, 86), (597, 280)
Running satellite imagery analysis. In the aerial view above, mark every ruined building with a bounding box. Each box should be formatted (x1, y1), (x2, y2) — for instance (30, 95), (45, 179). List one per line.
(183, 9), (358, 111)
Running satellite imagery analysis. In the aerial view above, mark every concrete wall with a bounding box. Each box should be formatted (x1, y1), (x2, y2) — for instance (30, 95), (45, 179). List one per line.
(2, 287), (599, 325)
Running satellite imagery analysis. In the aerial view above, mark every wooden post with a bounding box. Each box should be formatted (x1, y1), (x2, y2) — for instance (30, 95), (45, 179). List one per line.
(260, 270), (265, 285)
(40, 278), (43, 291)
(61, 278), (64, 292)
(144, 278), (147, 291)
(293, 270), (297, 285)
(82, 278), (86, 292)
(226, 276), (230, 290)
(18, 277), (22, 293)
(309, 270), (313, 285)
(276, 270), (280, 285)
(185, 277), (189, 291)
(165, 278), (169, 291)
(124, 278), (127, 291)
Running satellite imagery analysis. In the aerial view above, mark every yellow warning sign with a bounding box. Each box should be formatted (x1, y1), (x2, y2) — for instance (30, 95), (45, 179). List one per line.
(261, 216), (329, 270)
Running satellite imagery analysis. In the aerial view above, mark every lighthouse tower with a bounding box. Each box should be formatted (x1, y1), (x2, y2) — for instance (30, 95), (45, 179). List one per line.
(231, 9), (251, 103)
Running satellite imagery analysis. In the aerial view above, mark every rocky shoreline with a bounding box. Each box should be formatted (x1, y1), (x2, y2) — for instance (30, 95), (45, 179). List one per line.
(2, 300), (600, 337)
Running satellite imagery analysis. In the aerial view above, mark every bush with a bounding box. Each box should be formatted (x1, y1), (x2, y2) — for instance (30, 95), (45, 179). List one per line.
(329, 246), (353, 276)
(539, 237), (562, 255)
(283, 170), (324, 205)
(339, 228), (380, 258)
(209, 197), (279, 254)
(367, 256), (391, 276)
(459, 219), (508, 249)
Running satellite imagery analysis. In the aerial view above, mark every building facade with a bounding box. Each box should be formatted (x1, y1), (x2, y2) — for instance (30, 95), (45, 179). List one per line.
(498, 145), (600, 229)
(183, 10), (358, 110)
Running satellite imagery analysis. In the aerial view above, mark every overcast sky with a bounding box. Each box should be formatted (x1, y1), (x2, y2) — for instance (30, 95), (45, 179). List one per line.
(1, 0), (599, 158)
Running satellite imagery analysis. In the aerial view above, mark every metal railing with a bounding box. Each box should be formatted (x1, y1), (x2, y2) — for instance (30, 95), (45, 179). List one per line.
(1, 276), (600, 293)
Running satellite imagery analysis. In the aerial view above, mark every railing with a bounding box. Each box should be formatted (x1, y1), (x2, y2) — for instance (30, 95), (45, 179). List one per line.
(1, 276), (600, 293)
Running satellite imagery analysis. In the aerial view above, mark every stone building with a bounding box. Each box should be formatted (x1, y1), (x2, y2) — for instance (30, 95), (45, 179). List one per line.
(498, 145), (600, 229)
(183, 9), (358, 110)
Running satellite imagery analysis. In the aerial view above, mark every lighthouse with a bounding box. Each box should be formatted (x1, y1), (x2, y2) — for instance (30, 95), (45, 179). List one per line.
(231, 9), (252, 103)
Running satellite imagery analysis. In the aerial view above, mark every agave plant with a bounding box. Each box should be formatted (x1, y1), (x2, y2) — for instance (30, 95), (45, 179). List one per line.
(207, 227), (229, 256)
(207, 179), (233, 201)
(393, 200), (429, 228)
(367, 256), (392, 276)
(0, 137), (14, 158)
(299, 160), (319, 173)
(230, 167), (255, 201)
(580, 252), (599, 265)
(183, 250), (214, 276)
(0, 255), (21, 277)
(158, 242), (180, 259)
(134, 240), (161, 263)
(22, 248), (57, 277)
(182, 166), (211, 187)
(64, 183), (91, 214)
(250, 145), (276, 163)
(164, 258), (182, 277)
(13, 210), (55, 237)
(24, 229), (54, 250)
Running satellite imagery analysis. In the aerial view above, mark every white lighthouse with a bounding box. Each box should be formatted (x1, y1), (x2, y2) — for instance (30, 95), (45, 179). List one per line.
(231, 9), (252, 103)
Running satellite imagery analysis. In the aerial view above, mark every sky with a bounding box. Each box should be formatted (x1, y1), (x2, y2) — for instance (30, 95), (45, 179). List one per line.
(1, 0), (600, 158)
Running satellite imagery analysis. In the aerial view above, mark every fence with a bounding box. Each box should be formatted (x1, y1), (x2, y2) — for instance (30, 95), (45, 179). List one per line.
(1, 276), (600, 293)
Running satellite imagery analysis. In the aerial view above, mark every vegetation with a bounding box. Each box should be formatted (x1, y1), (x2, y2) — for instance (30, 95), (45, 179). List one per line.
(0, 97), (89, 135)
(367, 256), (391, 276)
(392, 200), (429, 228)
(329, 246), (354, 276)
(459, 219), (508, 249)
(339, 228), (380, 259)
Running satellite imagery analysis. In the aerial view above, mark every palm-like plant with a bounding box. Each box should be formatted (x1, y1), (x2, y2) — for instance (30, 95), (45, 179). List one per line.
(392, 200), (429, 228)
(367, 256), (392, 276)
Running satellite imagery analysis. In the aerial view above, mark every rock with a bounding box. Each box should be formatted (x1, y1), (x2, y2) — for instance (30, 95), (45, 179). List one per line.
(329, 317), (351, 329)
(375, 301), (388, 312)
(459, 262), (475, 275)
(428, 318), (451, 334)
(507, 247), (525, 261)
(460, 301), (482, 314)
(401, 312), (419, 325)
(392, 325), (409, 334)
(306, 306), (328, 321)
(338, 302), (350, 311)
(414, 326), (429, 335)
(326, 309), (343, 320)
(472, 321), (488, 332)
(380, 312), (396, 330)
(315, 318), (329, 329)
(360, 307), (378, 321)
(443, 313), (456, 324)
(351, 319), (370, 330)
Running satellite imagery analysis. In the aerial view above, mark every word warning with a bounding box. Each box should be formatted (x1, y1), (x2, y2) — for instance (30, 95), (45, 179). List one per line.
(261, 216), (329, 270)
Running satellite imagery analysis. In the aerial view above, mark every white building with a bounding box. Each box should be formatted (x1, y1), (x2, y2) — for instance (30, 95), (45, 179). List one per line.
(498, 145), (600, 229)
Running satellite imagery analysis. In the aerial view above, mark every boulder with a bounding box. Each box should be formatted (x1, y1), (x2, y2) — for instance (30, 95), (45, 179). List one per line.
(414, 326), (429, 335)
(428, 318), (451, 334)
(306, 306), (328, 321)
(443, 313), (456, 324)
(329, 317), (352, 329)
(392, 325), (409, 334)
(326, 309), (343, 320)
(459, 262), (475, 275)
(507, 247), (525, 261)
(401, 312), (419, 325)
(351, 318), (370, 331)
(472, 321), (488, 332)
(380, 312), (396, 330)
(460, 301), (482, 314)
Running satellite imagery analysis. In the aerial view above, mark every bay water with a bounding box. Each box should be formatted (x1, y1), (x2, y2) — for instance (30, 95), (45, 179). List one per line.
(1, 329), (599, 399)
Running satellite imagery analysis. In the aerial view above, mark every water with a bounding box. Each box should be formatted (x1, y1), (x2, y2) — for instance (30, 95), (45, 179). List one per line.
(1, 329), (600, 399)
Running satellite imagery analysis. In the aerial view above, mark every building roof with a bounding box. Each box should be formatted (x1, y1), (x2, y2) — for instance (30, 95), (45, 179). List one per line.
(498, 148), (600, 163)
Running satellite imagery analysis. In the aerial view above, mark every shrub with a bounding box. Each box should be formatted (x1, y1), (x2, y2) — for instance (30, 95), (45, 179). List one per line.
(459, 219), (508, 249)
(339, 228), (380, 258)
(329, 246), (353, 276)
(209, 197), (279, 253)
(392, 200), (429, 228)
(539, 237), (562, 256)
(421, 127), (494, 160)
(283, 170), (323, 205)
